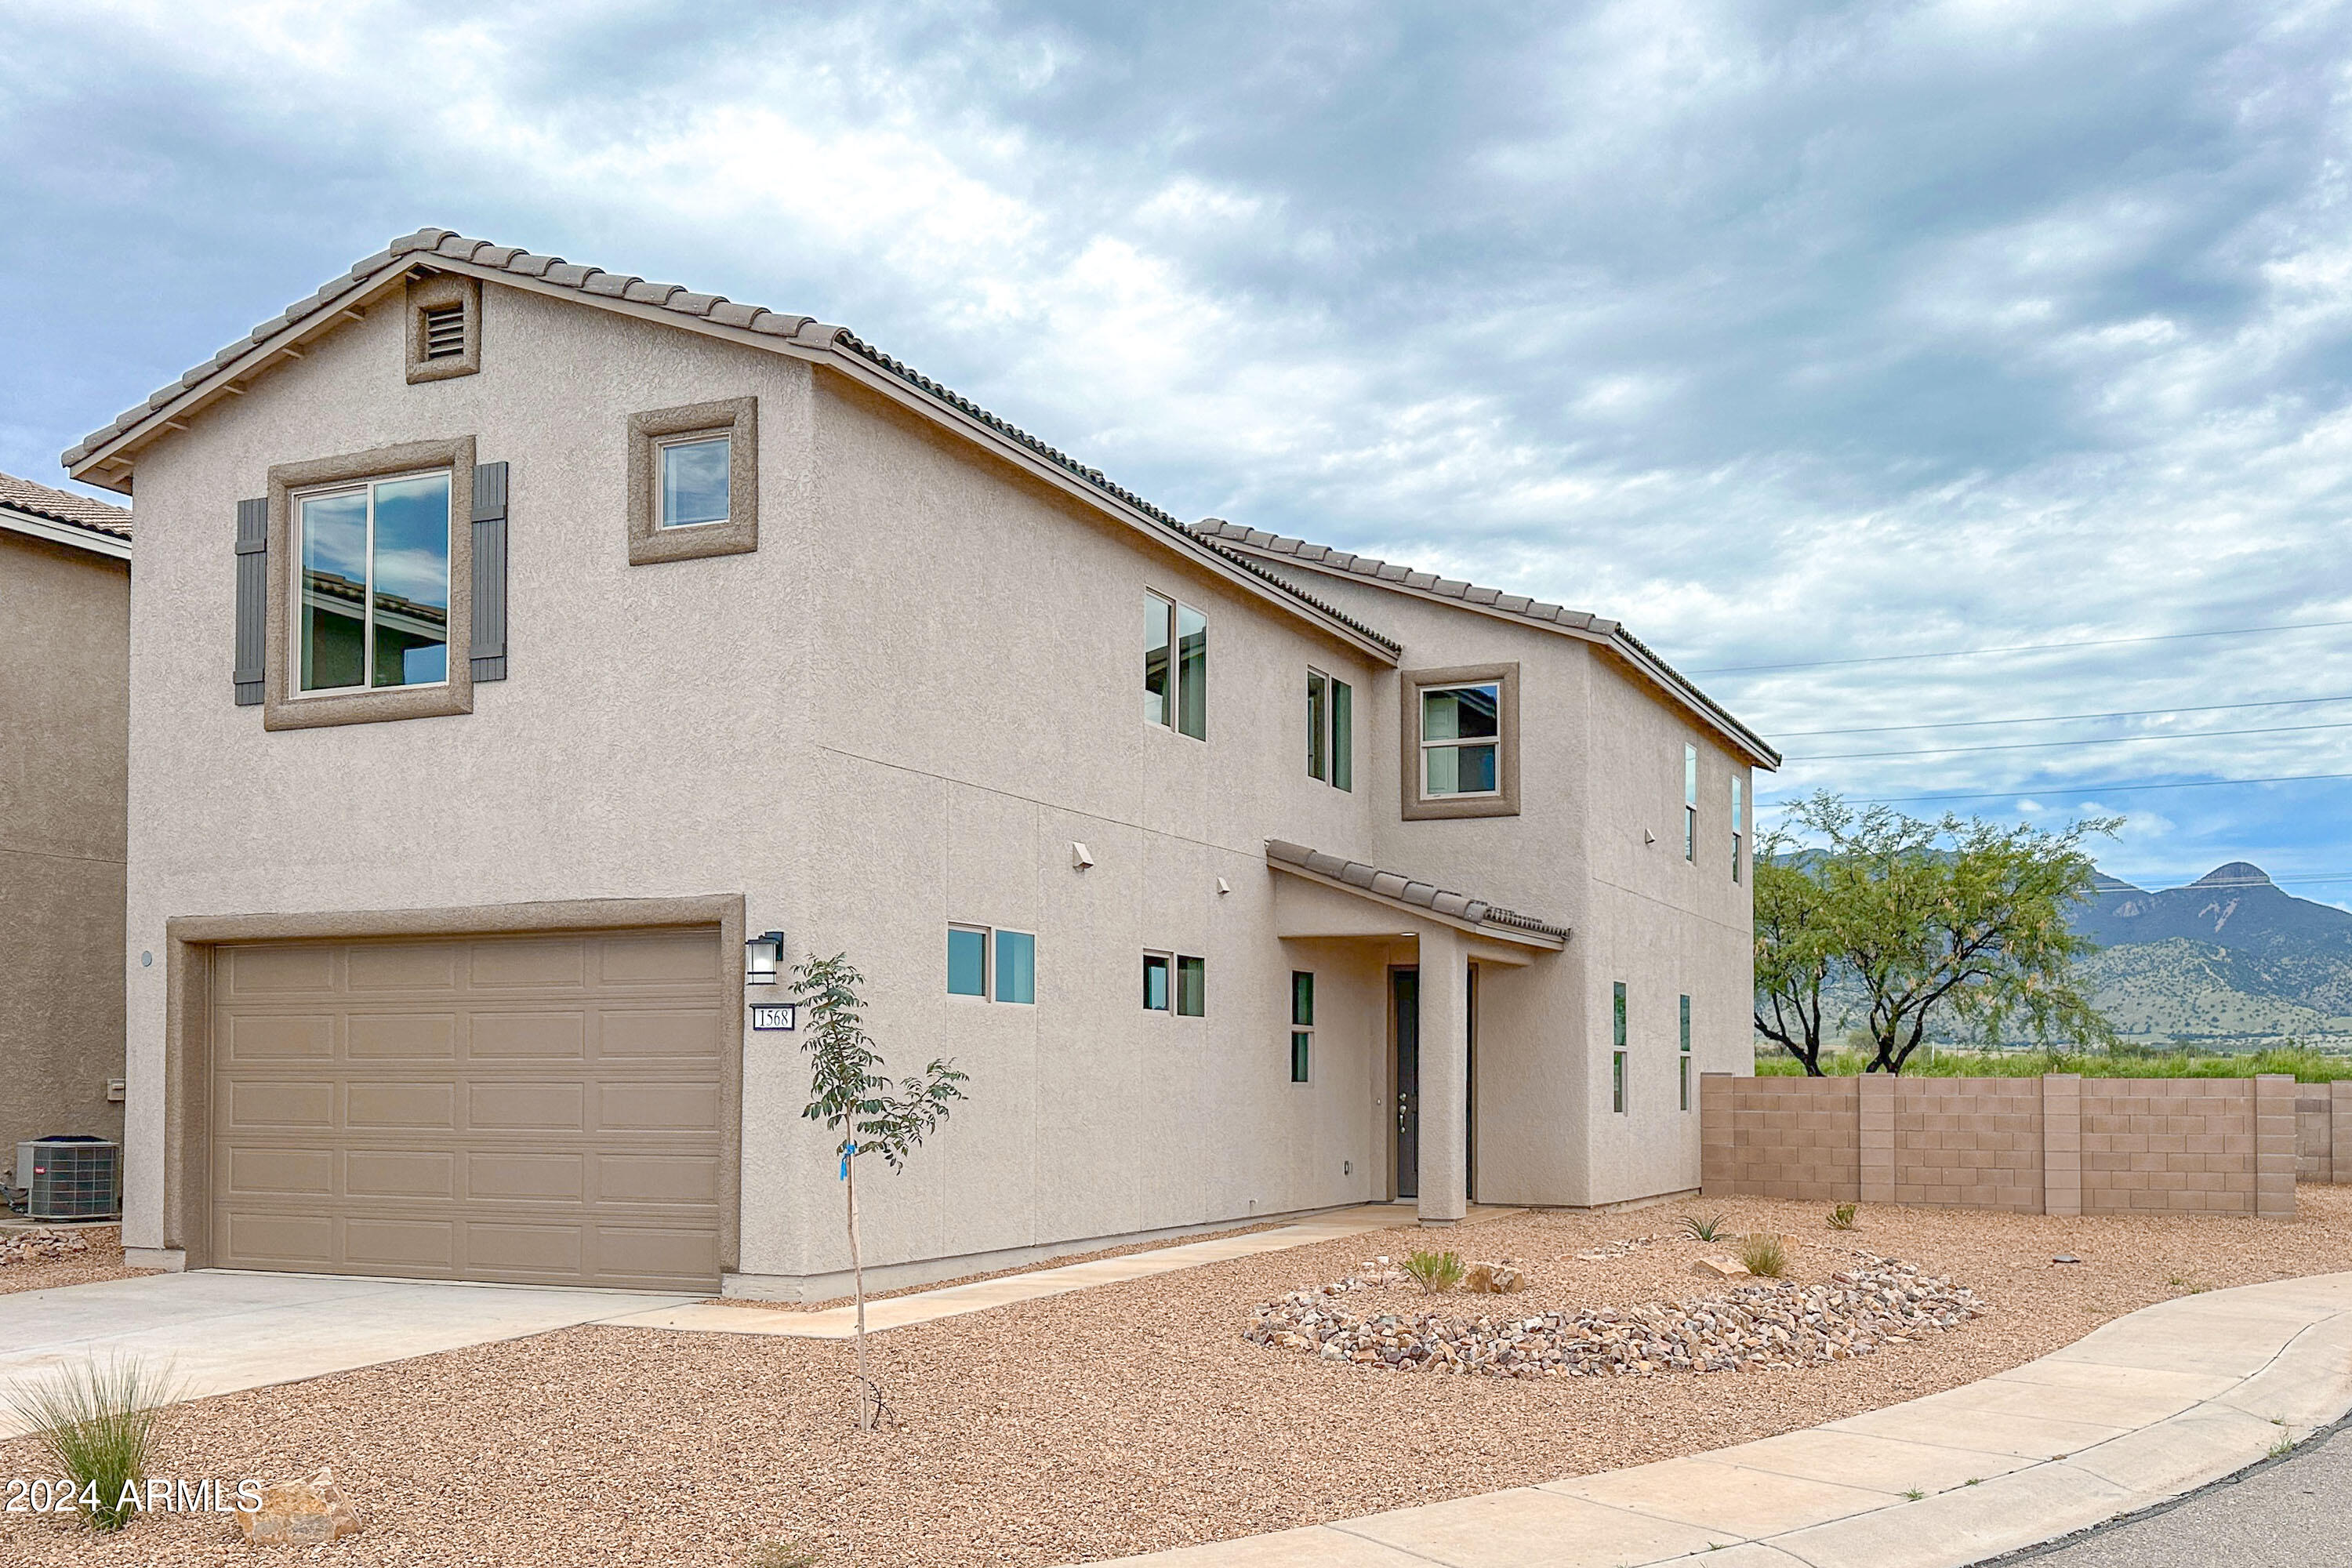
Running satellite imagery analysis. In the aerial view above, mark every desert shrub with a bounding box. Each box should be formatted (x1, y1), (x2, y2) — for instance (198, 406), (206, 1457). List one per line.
(1679, 1213), (1729, 1242)
(1754, 1041), (2352, 1081)
(1738, 1232), (1790, 1279)
(1828, 1203), (1858, 1230)
(1403, 1249), (1465, 1294)
(2, 1357), (179, 1532)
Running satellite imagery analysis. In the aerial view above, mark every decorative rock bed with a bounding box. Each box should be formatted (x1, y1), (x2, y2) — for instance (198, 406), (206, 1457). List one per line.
(0, 1229), (93, 1268)
(1247, 1254), (1986, 1377)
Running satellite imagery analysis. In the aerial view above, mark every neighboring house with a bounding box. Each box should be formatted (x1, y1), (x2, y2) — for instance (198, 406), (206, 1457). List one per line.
(0, 471), (132, 1185)
(64, 227), (1778, 1296)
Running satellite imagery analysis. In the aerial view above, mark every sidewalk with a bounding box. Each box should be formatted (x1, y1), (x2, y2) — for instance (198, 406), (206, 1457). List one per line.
(1096, 1271), (2352, 1568)
(608, 1204), (1519, 1339)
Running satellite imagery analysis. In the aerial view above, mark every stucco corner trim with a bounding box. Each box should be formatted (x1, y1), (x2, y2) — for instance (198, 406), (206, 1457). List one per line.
(626, 396), (760, 564)
(405, 272), (482, 383)
(1399, 661), (1523, 822)
(261, 437), (476, 731)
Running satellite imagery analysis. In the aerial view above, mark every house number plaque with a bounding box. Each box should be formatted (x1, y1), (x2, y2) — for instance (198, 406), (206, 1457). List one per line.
(750, 1004), (797, 1032)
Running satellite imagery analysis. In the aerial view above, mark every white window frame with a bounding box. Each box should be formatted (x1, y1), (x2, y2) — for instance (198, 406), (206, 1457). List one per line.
(1732, 775), (1745, 883)
(654, 431), (733, 531)
(289, 466), (453, 701)
(1418, 681), (1504, 801)
(1683, 743), (1698, 862)
(1144, 591), (1207, 740)
(947, 923), (992, 1000)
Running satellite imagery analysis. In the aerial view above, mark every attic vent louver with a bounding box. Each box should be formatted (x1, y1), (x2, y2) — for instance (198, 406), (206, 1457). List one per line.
(423, 303), (466, 358)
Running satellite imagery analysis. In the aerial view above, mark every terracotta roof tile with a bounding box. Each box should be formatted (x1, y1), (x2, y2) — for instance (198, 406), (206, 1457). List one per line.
(1264, 839), (1570, 943)
(0, 470), (132, 539)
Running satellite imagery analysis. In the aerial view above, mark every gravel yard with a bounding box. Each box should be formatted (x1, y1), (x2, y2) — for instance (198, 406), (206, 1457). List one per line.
(9, 1191), (2352, 1566)
(0, 1226), (151, 1297)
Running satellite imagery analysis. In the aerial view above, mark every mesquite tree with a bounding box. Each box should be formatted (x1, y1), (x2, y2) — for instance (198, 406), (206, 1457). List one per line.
(1755, 793), (2117, 1073)
(792, 953), (967, 1431)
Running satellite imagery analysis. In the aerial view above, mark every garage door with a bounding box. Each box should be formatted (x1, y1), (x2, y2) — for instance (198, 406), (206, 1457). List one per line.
(210, 927), (725, 1291)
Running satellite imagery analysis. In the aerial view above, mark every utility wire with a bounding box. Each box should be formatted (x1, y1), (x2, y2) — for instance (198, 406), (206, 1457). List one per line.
(1784, 719), (2352, 762)
(1690, 617), (2352, 676)
(1759, 769), (2352, 806)
(1770, 694), (2352, 739)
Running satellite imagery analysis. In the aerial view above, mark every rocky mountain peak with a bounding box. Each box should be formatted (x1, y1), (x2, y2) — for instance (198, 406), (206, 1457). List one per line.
(2191, 862), (2273, 890)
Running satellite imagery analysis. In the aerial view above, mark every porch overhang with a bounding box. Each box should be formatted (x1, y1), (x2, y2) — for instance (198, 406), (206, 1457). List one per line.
(1263, 839), (1568, 956)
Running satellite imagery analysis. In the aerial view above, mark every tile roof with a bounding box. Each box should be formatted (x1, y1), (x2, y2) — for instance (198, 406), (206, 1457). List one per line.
(0, 470), (132, 539)
(1195, 520), (1777, 768)
(1265, 838), (1571, 944)
(62, 227), (1400, 658)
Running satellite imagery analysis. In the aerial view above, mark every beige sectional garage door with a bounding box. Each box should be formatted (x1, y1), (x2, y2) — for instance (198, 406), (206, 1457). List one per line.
(210, 928), (724, 1291)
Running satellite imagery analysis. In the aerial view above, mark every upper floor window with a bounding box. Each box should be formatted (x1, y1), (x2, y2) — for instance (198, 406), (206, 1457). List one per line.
(1682, 744), (1698, 862)
(1400, 662), (1521, 821)
(297, 469), (451, 694)
(1732, 775), (1744, 882)
(659, 434), (731, 528)
(1144, 593), (1207, 739)
(626, 397), (759, 565)
(948, 924), (1036, 1004)
(1307, 670), (1353, 789)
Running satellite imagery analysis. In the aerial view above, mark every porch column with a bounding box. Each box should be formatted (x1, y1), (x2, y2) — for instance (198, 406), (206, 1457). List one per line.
(1417, 924), (1469, 1225)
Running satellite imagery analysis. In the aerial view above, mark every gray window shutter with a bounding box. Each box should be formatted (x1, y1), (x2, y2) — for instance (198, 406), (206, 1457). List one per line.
(470, 461), (508, 682)
(233, 498), (267, 706)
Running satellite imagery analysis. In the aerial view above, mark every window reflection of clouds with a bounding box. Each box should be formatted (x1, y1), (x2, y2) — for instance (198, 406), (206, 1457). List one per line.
(300, 491), (366, 581)
(372, 474), (450, 608)
(660, 437), (730, 528)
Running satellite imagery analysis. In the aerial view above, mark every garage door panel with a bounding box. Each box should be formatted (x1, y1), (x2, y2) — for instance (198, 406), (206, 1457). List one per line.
(213, 927), (724, 1290)
(599, 1007), (720, 1060)
(469, 1011), (589, 1059)
(345, 942), (459, 993)
(220, 1014), (336, 1062)
(468, 1152), (586, 1202)
(347, 1150), (457, 1200)
(222, 1080), (336, 1131)
(348, 1013), (458, 1059)
(349, 1080), (459, 1130)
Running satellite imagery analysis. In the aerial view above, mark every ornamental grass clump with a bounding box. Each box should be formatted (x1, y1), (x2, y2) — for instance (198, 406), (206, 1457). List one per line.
(1828, 1203), (1859, 1231)
(1679, 1213), (1728, 1242)
(1403, 1249), (1465, 1294)
(3, 1356), (180, 1532)
(1739, 1232), (1791, 1279)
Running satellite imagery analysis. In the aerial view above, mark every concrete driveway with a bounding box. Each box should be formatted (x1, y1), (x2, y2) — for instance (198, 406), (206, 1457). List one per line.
(0, 1271), (697, 1434)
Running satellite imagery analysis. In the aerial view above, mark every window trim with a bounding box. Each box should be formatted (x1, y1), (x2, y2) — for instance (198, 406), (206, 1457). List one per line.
(1307, 669), (1353, 789)
(404, 273), (480, 384)
(1399, 662), (1521, 820)
(654, 432), (734, 530)
(263, 437), (475, 731)
(1143, 591), (1207, 740)
(626, 397), (758, 564)
(288, 465), (456, 702)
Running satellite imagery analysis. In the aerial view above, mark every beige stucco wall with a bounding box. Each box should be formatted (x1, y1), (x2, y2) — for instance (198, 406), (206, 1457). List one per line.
(0, 529), (129, 1163)
(117, 272), (1759, 1282)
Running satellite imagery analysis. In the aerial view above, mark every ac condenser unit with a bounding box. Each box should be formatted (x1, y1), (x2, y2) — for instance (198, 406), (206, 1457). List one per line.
(16, 1138), (122, 1221)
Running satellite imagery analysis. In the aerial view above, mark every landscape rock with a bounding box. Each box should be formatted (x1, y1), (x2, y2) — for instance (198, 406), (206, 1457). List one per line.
(1690, 1255), (1751, 1280)
(237, 1465), (362, 1547)
(1463, 1260), (1528, 1294)
(1248, 1254), (1985, 1380)
(0, 1229), (92, 1268)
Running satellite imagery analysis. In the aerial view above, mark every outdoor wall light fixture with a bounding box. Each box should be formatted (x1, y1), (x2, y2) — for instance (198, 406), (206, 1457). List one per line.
(744, 931), (786, 985)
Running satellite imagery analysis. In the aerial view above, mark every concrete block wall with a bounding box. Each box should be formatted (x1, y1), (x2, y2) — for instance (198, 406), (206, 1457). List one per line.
(1701, 1072), (2299, 1218)
(2294, 1080), (2352, 1182)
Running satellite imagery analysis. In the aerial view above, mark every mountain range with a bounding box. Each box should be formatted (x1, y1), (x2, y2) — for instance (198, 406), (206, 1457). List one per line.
(2072, 863), (2352, 1046)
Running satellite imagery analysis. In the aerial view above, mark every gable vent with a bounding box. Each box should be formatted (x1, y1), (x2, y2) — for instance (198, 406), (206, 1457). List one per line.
(423, 303), (466, 359)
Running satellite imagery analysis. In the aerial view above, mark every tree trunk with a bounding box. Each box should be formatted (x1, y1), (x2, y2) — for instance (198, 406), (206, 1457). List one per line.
(847, 1150), (873, 1432)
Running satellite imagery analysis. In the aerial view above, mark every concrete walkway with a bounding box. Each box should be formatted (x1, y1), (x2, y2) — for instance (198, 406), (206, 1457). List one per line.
(608, 1203), (1489, 1339)
(0, 1271), (697, 1436)
(1099, 1272), (2352, 1568)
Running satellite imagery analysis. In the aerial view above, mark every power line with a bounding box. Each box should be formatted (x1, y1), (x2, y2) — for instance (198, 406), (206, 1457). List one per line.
(1689, 617), (2352, 676)
(1784, 718), (2352, 762)
(1771, 694), (2352, 739)
(1759, 769), (2352, 806)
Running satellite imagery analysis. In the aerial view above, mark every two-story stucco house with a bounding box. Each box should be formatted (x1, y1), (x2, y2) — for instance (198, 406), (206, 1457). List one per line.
(63, 227), (1777, 1296)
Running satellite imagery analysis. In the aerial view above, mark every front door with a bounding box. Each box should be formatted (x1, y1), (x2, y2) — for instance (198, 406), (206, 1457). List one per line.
(1393, 968), (1419, 1199)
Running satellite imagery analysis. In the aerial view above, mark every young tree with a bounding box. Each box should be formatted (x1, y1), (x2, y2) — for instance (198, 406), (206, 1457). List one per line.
(792, 953), (967, 1432)
(1759, 793), (2117, 1073)
(1752, 829), (1838, 1074)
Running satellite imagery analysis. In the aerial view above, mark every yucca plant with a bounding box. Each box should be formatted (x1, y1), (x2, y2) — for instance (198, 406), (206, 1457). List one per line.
(1679, 1213), (1729, 1242)
(1739, 1232), (1791, 1279)
(1828, 1203), (1858, 1231)
(1403, 1249), (1466, 1294)
(3, 1356), (180, 1531)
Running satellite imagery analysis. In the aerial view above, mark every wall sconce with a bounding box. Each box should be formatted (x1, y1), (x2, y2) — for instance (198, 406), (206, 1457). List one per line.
(745, 931), (786, 985)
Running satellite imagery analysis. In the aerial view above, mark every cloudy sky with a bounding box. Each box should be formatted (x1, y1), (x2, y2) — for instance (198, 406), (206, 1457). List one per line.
(8, 1), (2352, 895)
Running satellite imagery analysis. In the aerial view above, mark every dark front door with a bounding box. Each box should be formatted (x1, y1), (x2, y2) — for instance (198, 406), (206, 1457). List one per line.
(1394, 967), (1419, 1200)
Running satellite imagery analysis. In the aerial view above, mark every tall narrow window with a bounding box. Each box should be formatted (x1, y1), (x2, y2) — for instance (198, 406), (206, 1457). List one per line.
(1176, 955), (1207, 1017)
(1143, 953), (1171, 1011)
(1679, 993), (1692, 1112)
(996, 931), (1036, 1005)
(1290, 970), (1314, 1083)
(1421, 683), (1501, 797)
(1613, 1051), (1628, 1114)
(1331, 678), (1352, 790)
(1732, 775), (1745, 882)
(1683, 744), (1698, 862)
(1613, 981), (1628, 1112)
(1308, 670), (1354, 790)
(947, 927), (989, 997)
(1145, 594), (1207, 739)
(297, 470), (452, 694)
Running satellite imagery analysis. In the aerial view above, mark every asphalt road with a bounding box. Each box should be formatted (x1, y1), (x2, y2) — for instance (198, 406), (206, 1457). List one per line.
(1999, 1419), (2352, 1566)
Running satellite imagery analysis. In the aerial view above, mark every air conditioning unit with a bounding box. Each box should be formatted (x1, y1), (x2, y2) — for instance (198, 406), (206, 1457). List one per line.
(15, 1138), (122, 1221)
